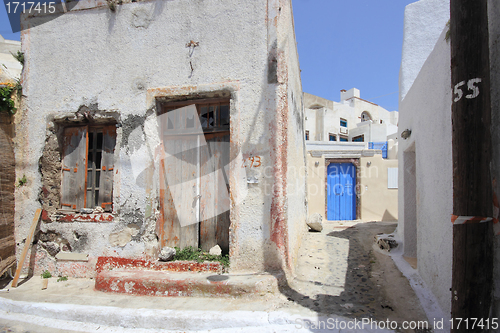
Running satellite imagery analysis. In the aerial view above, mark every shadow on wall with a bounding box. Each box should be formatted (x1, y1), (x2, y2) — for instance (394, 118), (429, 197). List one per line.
(382, 210), (397, 222)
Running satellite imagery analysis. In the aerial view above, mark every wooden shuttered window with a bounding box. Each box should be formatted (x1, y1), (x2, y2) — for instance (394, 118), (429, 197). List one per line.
(99, 125), (116, 212)
(61, 127), (87, 210)
(61, 125), (116, 212)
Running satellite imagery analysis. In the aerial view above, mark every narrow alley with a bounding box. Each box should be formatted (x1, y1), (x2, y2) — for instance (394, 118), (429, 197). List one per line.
(0, 221), (434, 332)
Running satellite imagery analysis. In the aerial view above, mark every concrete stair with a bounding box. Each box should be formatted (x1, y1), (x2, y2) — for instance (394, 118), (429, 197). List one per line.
(0, 297), (306, 332)
(94, 256), (280, 297)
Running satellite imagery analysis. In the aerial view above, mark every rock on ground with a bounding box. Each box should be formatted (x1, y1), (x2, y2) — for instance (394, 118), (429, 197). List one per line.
(307, 213), (323, 232)
(159, 247), (176, 261)
(209, 245), (222, 256)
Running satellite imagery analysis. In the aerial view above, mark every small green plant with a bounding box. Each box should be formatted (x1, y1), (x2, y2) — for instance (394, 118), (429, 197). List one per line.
(17, 175), (27, 187)
(445, 19), (451, 43)
(0, 85), (17, 115)
(57, 276), (68, 282)
(11, 51), (24, 66)
(173, 246), (229, 268)
(14, 79), (22, 98)
(41, 270), (52, 279)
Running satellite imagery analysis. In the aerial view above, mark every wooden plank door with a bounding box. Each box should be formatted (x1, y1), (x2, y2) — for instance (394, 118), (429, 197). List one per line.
(199, 133), (230, 253)
(161, 134), (199, 249)
(159, 103), (230, 252)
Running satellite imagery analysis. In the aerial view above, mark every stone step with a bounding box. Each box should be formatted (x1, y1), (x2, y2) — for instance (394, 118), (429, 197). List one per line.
(0, 297), (298, 332)
(95, 269), (281, 298)
(95, 256), (281, 297)
(96, 256), (222, 273)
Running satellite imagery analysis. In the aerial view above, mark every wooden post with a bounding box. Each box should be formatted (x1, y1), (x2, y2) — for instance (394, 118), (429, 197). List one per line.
(450, 0), (493, 331)
(11, 209), (42, 288)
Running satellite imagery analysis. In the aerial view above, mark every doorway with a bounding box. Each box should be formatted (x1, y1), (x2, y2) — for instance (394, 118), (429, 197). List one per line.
(327, 162), (356, 220)
(158, 100), (230, 253)
(403, 146), (417, 259)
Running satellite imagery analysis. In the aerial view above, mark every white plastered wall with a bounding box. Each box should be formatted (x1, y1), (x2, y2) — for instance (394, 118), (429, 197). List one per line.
(399, 0), (450, 103)
(398, 27), (453, 316)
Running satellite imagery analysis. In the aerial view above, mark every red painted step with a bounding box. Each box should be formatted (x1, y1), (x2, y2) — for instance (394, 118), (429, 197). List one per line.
(94, 257), (279, 297)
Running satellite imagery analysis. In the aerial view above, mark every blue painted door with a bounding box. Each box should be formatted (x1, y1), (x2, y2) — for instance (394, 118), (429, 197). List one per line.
(327, 163), (356, 220)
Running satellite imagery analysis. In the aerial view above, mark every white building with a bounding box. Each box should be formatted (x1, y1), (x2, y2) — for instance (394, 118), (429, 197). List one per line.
(304, 89), (398, 155)
(304, 89), (399, 222)
(398, 0), (500, 323)
(0, 34), (22, 83)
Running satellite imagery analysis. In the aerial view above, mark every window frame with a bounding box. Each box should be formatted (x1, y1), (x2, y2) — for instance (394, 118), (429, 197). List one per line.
(361, 111), (372, 122)
(158, 98), (230, 136)
(340, 118), (348, 128)
(352, 135), (364, 142)
(387, 167), (398, 189)
(60, 124), (116, 213)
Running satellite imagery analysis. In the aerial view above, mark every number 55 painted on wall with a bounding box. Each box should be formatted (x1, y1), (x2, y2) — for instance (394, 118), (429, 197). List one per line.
(453, 78), (482, 102)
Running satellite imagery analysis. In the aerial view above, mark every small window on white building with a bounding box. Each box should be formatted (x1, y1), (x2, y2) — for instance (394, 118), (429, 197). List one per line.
(387, 168), (398, 189)
(353, 135), (364, 142)
(329, 133), (336, 141)
(340, 118), (347, 127)
(305, 130), (309, 141)
(361, 111), (372, 122)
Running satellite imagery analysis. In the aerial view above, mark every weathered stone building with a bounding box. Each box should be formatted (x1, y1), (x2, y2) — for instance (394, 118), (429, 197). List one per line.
(304, 90), (399, 222)
(15, 0), (307, 279)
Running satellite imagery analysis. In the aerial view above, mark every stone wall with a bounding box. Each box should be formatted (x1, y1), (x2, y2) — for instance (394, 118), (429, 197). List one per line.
(0, 113), (15, 275)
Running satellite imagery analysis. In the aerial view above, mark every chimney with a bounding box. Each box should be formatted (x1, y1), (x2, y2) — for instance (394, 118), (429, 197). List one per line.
(340, 88), (360, 101)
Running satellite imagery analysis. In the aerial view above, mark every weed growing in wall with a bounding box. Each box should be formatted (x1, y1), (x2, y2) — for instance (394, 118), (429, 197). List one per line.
(11, 51), (24, 66)
(17, 175), (27, 187)
(41, 270), (52, 279)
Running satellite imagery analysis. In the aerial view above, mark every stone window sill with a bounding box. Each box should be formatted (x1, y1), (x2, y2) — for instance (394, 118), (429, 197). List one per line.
(42, 209), (115, 223)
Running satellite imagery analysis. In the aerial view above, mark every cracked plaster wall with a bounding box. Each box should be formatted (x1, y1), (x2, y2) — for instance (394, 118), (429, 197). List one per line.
(16, 0), (306, 277)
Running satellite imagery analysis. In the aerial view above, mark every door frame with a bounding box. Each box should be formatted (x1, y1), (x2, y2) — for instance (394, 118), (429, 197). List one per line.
(325, 158), (361, 220)
(157, 98), (231, 252)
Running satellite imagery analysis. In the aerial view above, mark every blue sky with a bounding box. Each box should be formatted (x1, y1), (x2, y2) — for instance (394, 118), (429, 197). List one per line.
(292, 0), (416, 111)
(1, 0), (415, 111)
(0, 3), (19, 41)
